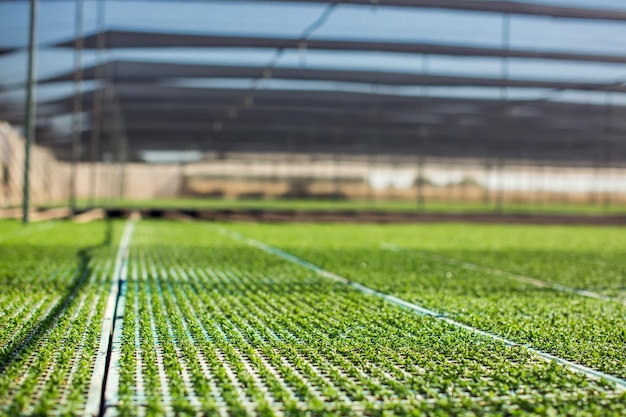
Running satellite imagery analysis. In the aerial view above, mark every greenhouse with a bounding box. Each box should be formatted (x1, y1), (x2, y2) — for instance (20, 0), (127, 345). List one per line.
(0, 0), (626, 415)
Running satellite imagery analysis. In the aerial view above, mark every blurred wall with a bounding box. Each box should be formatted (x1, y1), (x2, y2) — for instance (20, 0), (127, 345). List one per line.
(0, 122), (184, 207)
(74, 162), (183, 201)
(2, 122), (625, 208)
(0, 122), (69, 207)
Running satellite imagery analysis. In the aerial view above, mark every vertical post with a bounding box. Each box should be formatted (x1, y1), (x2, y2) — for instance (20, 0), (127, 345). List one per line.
(417, 54), (430, 211)
(119, 135), (127, 200)
(308, 129), (316, 202)
(101, 52), (115, 207)
(282, 130), (290, 200)
(115, 107), (124, 202)
(177, 160), (185, 197)
(333, 119), (341, 201)
(70, 0), (85, 213)
(22, 0), (39, 224)
(367, 92), (376, 206)
(416, 126), (427, 211)
(371, 84), (381, 207)
(307, 126), (316, 202)
(103, 151), (112, 206)
(290, 128), (297, 200)
(495, 13), (510, 214)
(89, 0), (106, 208)
(106, 85), (126, 205)
(483, 160), (491, 207)
(2, 132), (10, 208)
(536, 162), (545, 208)
(114, 132), (120, 203)
(603, 92), (613, 209)
(366, 130), (374, 205)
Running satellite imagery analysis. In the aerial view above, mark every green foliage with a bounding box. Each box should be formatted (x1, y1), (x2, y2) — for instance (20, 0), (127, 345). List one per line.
(3, 219), (626, 415)
(0, 220), (121, 415)
(230, 222), (626, 380)
(113, 221), (626, 415)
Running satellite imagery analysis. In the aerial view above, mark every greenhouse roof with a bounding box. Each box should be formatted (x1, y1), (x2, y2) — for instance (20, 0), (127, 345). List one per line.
(1, 0), (626, 165)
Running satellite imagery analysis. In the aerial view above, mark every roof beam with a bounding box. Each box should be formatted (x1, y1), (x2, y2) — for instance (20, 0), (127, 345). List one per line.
(0, 47), (17, 56)
(4, 0), (626, 21)
(53, 31), (626, 65)
(244, 0), (626, 22)
(37, 61), (626, 93)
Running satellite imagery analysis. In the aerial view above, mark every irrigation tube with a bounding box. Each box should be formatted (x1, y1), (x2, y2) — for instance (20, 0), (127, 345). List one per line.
(380, 242), (624, 305)
(218, 227), (626, 391)
(85, 218), (135, 417)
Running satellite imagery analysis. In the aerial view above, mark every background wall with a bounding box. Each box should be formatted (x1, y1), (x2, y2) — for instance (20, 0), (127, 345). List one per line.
(2, 122), (626, 209)
(1, 122), (69, 207)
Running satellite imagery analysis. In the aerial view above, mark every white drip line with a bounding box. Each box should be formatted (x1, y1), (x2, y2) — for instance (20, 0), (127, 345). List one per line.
(85, 218), (135, 417)
(218, 227), (626, 392)
(380, 242), (623, 305)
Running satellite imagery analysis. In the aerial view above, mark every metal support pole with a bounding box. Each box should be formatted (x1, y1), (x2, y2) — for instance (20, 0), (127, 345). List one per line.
(115, 109), (124, 201)
(115, 135), (121, 203)
(371, 84), (381, 207)
(536, 163), (545, 207)
(307, 129), (316, 200)
(22, 0), (39, 224)
(495, 13), (510, 214)
(69, 0), (84, 213)
(104, 151), (112, 205)
(103, 72), (115, 206)
(417, 54), (430, 211)
(603, 92), (613, 208)
(89, 0), (106, 208)
(289, 129), (297, 199)
(584, 95), (595, 206)
(483, 161), (491, 206)
(367, 93), (376, 206)
(333, 120), (341, 201)
(106, 85), (126, 204)
(366, 132), (374, 205)
(119, 135), (127, 200)
(417, 126), (428, 210)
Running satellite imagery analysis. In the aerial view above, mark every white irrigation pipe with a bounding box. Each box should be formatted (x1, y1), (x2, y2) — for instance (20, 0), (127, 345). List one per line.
(85, 218), (135, 417)
(218, 227), (626, 391)
(380, 242), (624, 305)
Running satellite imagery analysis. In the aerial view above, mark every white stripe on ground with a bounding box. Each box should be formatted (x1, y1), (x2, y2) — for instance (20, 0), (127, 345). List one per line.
(85, 219), (135, 417)
(218, 227), (626, 391)
(380, 242), (623, 304)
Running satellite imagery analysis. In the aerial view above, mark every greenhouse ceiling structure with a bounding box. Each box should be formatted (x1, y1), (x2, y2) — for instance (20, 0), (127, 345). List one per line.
(1, 0), (626, 167)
